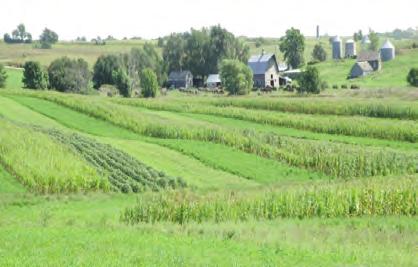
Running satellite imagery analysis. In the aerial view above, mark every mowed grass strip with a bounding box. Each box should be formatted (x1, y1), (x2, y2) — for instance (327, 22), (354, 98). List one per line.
(0, 119), (107, 193)
(154, 139), (328, 184)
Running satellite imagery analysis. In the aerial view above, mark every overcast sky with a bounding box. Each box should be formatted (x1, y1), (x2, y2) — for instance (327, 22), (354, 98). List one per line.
(1, 0), (417, 40)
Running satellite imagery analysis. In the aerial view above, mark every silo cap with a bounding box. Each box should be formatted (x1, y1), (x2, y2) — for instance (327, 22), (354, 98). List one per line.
(381, 40), (394, 49)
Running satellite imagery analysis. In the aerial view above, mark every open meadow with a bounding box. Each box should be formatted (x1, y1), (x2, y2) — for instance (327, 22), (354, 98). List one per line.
(0, 68), (417, 265)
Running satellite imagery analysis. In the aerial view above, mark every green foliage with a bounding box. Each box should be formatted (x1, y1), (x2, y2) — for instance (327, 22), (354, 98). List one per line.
(406, 67), (418, 87)
(298, 66), (321, 94)
(0, 64), (7, 88)
(279, 28), (305, 69)
(22, 61), (48, 90)
(112, 69), (131, 97)
(122, 177), (417, 224)
(93, 54), (123, 89)
(368, 31), (379, 51)
(312, 43), (327, 62)
(39, 28), (58, 49)
(163, 25), (250, 77)
(3, 24), (32, 44)
(48, 57), (90, 93)
(36, 128), (186, 193)
(140, 68), (158, 98)
(0, 119), (105, 193)
(220, 59), (253, 95)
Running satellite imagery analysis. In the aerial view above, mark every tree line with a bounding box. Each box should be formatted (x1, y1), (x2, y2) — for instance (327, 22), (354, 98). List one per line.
(3, 24), (58, 49)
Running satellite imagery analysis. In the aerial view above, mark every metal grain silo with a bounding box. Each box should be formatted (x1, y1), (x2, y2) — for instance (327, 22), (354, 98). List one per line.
(332, 36), (342, 59)
(345, 39), (356, 58)
(361, 35), (371, 50)
(380, 40), (395, 61)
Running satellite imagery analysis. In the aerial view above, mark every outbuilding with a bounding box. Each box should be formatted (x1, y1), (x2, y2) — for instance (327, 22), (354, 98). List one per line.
(350, 62), (374, 78)
(167, 71), (193, 89)
(206, 74), (221, 89)
(357, 51), (381, 71)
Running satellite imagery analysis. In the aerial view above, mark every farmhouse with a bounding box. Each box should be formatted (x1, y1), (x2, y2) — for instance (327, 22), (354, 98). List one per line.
(167, 70), (193, 89)
(248, 52), (280, 88)
(206, 74), (221, 88)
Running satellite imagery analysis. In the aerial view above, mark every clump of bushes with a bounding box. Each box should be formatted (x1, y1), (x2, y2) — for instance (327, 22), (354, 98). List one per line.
(332, 84), (339, 89)
(297, 66), (321, 94)
(140, 68), (158, 98)
(350, 84), (360, 90)
(22, 61), (49, 90)
(48, 57), (90, 93)
(407, 68), (418, 87)
(220, 59), (253, 95)
(341, 84), (348, 89)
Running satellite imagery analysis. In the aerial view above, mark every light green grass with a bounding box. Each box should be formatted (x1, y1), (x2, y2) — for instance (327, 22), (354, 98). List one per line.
(0, 165), (25, 193)
(154, 139), (328, 183)
(3, 67), (23, 90)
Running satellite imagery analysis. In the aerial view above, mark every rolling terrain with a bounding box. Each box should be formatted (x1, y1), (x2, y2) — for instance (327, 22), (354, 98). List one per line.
(0, 85), (417, 265)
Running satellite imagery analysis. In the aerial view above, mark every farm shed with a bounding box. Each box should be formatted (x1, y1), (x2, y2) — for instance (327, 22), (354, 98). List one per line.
(357, 51), (381, 71)
(206, 74), (221, 88)
(248, 52), (280, 88)
(167, 71), (193, 89)
(350, 62), (374, 78)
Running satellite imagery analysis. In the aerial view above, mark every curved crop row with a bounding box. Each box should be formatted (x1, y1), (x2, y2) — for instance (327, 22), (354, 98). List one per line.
(35, 127), (186, 193)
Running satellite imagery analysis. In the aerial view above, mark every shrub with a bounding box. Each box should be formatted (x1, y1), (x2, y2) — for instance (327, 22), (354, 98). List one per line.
(22, 61), (48, 89)
(220, 59), (253, 95)
(406, 68), (418, 87)
(112, 69), (131, 97)
(332, 84), (339, 89)
(93, 55), (122, 89)
(0, 64), (7, 88)
(140, 68), (158, 98)
(48, 57), (90, 93)
(350, 84), (360, 89)
(320, 80), (329, 90)
(341, 84), (348, 89)
(298, 66), (320, 94)
(312, 43), (327, 62)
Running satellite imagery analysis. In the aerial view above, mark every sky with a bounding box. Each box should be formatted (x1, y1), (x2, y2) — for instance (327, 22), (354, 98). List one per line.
(1, 0), (417, 40)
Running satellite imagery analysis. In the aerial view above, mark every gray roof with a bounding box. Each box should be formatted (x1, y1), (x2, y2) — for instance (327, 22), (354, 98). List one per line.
(168, 70), (192, 81)
(354, 61), (373, 72)
(381, 40), (394, 49)
(206, 74), (221, 84)
(248, 54), (278, 75)
(357, 51), (380, 62)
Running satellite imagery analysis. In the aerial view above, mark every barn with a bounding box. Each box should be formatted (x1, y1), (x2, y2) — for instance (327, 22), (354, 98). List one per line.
(167, 71), (193, 89)
(247, 52), (280, 88)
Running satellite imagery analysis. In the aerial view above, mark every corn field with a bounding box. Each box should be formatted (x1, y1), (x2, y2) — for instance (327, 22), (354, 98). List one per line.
(122, 177), (418, 224)
(6, 92), (417, 179)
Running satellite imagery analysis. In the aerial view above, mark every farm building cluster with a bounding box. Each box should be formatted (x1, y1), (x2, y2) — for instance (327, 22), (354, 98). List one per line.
(167, 50), (290, 91)
(166, 35), (397, 90)
(331, 35), (395, 79)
